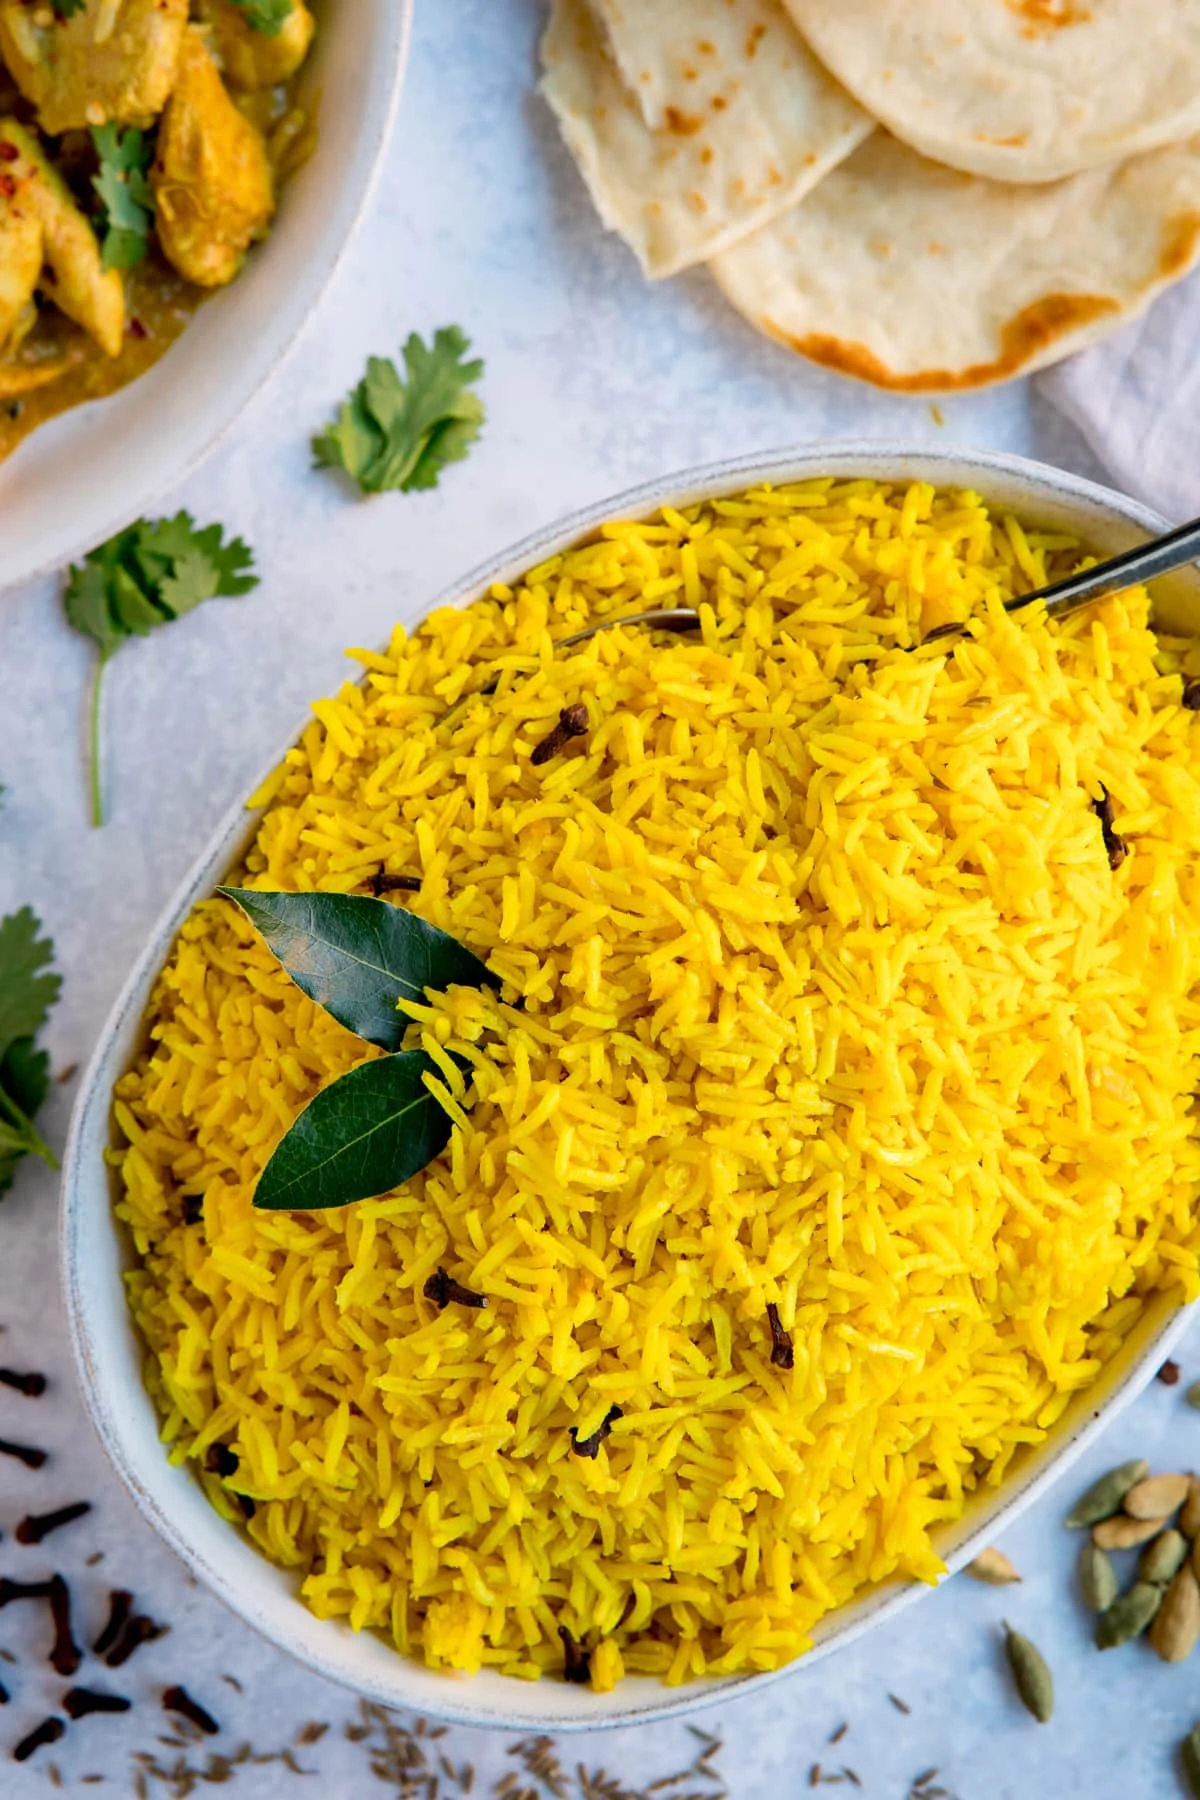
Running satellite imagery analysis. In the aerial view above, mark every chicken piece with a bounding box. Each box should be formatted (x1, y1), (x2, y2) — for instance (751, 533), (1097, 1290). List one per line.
(0, 0), (188, 135)
(0, 120), (124, 357)
(198, 0), (315, 92)
(152, 26), (274, 288)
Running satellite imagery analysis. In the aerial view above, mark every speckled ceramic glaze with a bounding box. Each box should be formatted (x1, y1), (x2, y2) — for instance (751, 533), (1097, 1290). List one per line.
(61, 445), (1200, 1731)
(0, 0), (412, 596)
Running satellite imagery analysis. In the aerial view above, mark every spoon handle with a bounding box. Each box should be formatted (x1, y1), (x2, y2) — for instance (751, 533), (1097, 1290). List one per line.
(1008, 513), (1200, 622)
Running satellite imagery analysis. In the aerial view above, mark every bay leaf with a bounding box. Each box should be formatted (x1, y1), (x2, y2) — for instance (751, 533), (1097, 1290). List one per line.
(254, 1049), (465, 1211)
(220, 888), (498, 1050)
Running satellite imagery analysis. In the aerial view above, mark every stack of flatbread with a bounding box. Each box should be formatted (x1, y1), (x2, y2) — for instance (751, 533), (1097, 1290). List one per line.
(540, 0), (1200, 392)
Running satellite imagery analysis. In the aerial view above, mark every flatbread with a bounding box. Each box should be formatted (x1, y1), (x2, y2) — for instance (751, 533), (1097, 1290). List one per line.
(539, 0), (871, 280)
(709, 131), (1200, 392)
(782, 0), (1200, 185)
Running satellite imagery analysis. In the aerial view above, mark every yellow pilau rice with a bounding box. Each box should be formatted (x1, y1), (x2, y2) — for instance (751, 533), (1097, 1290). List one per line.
(114, 478), (1200, 1689)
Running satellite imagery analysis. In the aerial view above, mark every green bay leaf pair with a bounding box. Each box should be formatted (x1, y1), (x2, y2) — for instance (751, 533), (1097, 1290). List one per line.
(219, 889), (500, 1211)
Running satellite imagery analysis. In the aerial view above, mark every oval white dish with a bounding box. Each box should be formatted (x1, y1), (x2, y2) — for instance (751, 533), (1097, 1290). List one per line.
(62, 443), (1200, 1731)
(0, 0), (412, 596)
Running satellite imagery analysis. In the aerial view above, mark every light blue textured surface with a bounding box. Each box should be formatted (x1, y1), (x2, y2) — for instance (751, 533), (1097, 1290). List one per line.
(0, 1), (1190, 1794)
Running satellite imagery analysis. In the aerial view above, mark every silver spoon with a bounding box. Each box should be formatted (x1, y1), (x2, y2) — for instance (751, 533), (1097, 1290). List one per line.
(551, 514), (1200, 651)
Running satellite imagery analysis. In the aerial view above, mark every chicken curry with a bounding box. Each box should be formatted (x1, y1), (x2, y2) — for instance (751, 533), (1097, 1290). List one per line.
(0, 0), (317, 462)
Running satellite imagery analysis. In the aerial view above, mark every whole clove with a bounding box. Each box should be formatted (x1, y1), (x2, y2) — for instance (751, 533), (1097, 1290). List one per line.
(162, 1685), (220, 1735)
(233, 1493), (256, 1520)
(0, 1682), (8, 1705)
(0, 1578), (53, 1609)
(370, 873), (422, 895)
(204, 1444), (240, 1479)
(0, 1438), (48, 1469)
(63, 1689), (132, 1720)
(530, 703), (590, 767)
(182, 1195), (204, 1226)
(1182, 679), (1200, 710)
(557, 1624), (591, 1685)
(423, 1267), (487, 1311)
(48, 1576), (81, 1677)
(570, 1405), (622, 1460)
(13, 1716), (65, 1762)
(16, 1502), (92, 1546)
(1093, 785), (1128, 870)
(766, 1302), (794, 1370)
(92, 1591), (133, 1659)
(105, 1613), (166, 1669)
(1159, 1360), (1183, 1386)
(0, 1369), (47, 1398)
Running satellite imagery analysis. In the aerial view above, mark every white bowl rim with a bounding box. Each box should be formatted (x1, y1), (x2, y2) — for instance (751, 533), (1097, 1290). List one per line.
(61, 440), (1200, 1732)
(0, 0), (413, 596)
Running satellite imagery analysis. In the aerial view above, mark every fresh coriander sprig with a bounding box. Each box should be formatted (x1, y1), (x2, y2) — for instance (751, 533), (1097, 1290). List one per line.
(90, 124), (155, 272)
(0, 908), (61, 1197)
(312, 326), (485, 497)
(229, 0), (294, 33)
(50, 0), (87, 18)
(65, 515), (259, 827)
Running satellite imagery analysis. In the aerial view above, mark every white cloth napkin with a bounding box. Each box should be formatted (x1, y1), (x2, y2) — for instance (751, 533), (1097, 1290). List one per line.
(1036, 264), (1200, 524)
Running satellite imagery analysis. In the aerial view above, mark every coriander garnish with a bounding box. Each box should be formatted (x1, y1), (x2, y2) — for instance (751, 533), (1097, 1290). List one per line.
(312, 326), (485, 497)
(64, 515), (258, 826)
(90, 124), (154, 271)
(228, 0), (294, 33)
(0, 907), (61, 1195)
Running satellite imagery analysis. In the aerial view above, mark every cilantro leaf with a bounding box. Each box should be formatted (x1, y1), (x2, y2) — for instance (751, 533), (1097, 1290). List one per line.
(0, 1038), (54, 1197)
(65, 514), (259, 825)
(312, 327), (486, 498)
(91, 124), (154, 272)
(51, 0), (87, 17)
(0, 914), (60, 1199)
(0, 908), (60, 1064)
(228, 0), (294, 35)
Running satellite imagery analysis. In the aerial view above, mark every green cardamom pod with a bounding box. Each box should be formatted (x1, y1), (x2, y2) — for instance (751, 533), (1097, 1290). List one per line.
(1003, 1623), (1054, 1723)
(1065, 1459), (1150, 1528)
(1095, 1580), (1163, 1649)
(1078, 1541), (1118, 1613)
(1182, 1724), (1200, 1800)
(1140, 1528), (1189, 1587)
(1186, 1383), (1200, 1412)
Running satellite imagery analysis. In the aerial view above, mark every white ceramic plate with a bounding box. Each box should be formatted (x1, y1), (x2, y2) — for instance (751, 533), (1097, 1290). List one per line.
(61, 444), (1200, 1731)
(0, 0), (412, 596)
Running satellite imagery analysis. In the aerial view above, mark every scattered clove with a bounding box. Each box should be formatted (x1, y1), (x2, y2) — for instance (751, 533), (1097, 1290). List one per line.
(13, 1717), (65, 1763)
(0, 1439), (48, 1469)
(92, 1591), (133, 1659)
(47, 1576), (81, 1677)
(16, 1503), (92, 1546)
(105, 1613), (166, 1669)
(766, 1302), (794, 1370)
(63, 1689), (132, 1720)
(0, 1578), (53, 1610)
(0, 1370), (46, 1398)
(204, 1444), (240, 1479)
(370, 873), (422, 895)
(423, 1267), (487, 1311)
(1159, 1360), (1182, 1386)
(530, 703), (590, 766)
(162, 1685), (220, 1735)
(570, 1406), (622, 1460)
(1092, 785), (1128, 870)
(557, 1624), (591, 1685)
